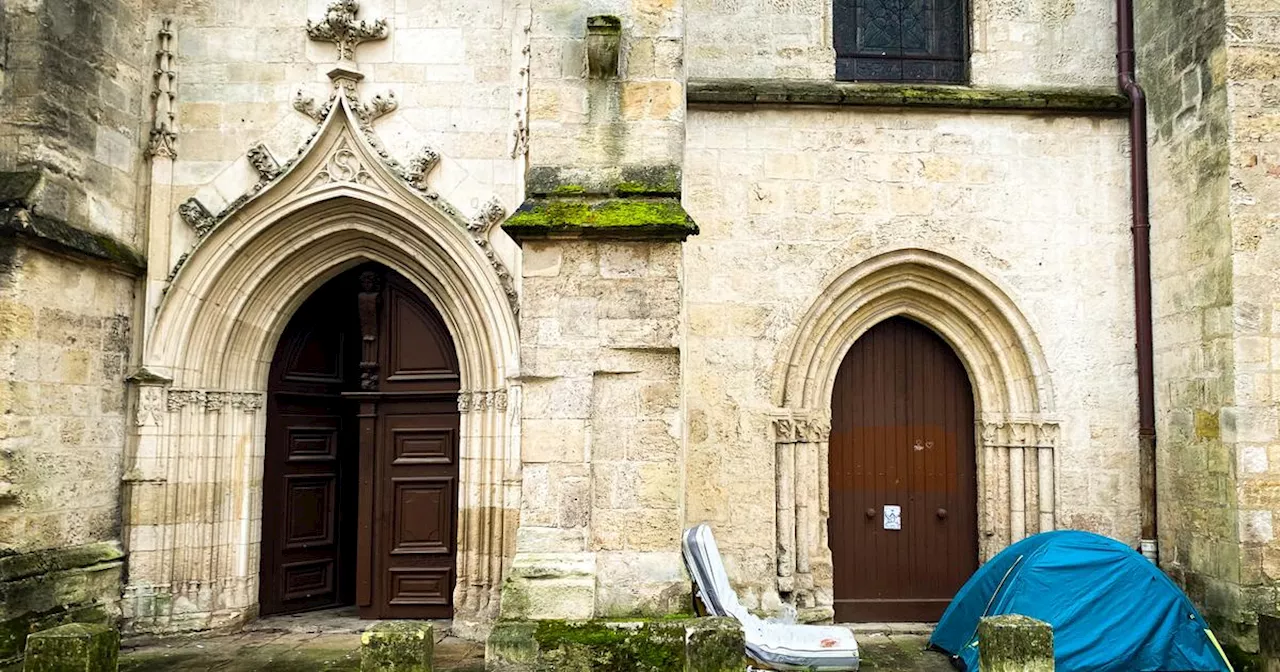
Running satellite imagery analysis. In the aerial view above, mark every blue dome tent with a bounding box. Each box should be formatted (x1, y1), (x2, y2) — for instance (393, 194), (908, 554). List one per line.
(929, 530), (1233, 672)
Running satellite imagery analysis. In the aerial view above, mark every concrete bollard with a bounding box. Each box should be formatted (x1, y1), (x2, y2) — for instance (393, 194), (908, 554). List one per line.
(1260, 613), (1280, 672)
(361, 621), (434, 672)
(978, 614), (1054, 672)
(685, 617), (746, 672)
(22, 623), (119, 672)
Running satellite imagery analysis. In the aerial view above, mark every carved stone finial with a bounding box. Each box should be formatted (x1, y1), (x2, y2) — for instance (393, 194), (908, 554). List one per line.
(178, 198), (216, 236)
(247, 144), (281, 182)
(148, 19), (178, 159)
(306, 1), (388, 65)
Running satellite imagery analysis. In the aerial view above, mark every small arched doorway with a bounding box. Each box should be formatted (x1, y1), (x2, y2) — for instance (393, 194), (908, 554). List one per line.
(259, 262), (461, 619)
(828, 316), (978, 622)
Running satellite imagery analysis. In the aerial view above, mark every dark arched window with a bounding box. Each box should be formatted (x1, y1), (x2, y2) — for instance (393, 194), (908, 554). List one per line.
(833, 0), (967, 83)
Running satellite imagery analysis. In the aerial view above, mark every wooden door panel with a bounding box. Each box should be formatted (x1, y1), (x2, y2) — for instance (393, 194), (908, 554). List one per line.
(281, 559), (336, 603)
(388, 568), (452, 606)
(370, 401), (458, 619)
(829, 317), (977, 622)
(282, 475), (337, 548)
(390, 477), (454, 555)
(392, 427), (455, 465)
(260, 279), (359, 617)
(379, 276), (460, 393)
(286, 427), (339, 461)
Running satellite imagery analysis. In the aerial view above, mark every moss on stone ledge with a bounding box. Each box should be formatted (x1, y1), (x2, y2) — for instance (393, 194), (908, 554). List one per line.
(533, 620), (687, 672)
(503, 197), (698, 242)
(687, 78), (1130, 115)
(0, 543), (125, 584)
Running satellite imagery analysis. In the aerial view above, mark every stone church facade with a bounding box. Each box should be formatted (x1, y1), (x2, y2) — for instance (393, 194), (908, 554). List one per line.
(0, 0), (1276, 664)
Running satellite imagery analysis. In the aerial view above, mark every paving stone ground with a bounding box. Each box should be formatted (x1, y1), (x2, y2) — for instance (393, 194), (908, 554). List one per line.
(117, 631), (949, 672)
(3, 608), (952, 672)
(118, 631), (485, 672)
(854, 633), (956, 671)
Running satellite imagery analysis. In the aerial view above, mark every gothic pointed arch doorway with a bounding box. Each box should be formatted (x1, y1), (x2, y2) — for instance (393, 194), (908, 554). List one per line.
(259, 262), (461, 619)
(828, 316), (978, 622)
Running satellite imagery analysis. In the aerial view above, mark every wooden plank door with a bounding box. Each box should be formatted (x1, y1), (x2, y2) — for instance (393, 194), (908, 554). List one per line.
(260, 285), (359, 616)
(828, 316), (978, 622)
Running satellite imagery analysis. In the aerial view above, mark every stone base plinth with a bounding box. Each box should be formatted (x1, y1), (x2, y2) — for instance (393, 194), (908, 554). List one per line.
(978, 614), (1054, 672)
(22, 623), (119, 672)
(361, 621), (434, 672)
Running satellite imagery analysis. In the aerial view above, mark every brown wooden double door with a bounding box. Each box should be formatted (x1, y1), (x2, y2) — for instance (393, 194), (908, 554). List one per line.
(828, 317), (978, 622)
(259, 264), (461, 619)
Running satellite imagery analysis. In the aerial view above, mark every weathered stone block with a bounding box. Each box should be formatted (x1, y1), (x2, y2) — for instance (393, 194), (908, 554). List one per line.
(978, 614), (1054, 672)
(360, 621), (434, 672)
(22, 623), (118, 672)
(485, 618), (743, 672)
(536, 619), (686, 671)
(486, 622), (539, 672)
(500, 553), (597, 621)
(685, 617), (746, 672)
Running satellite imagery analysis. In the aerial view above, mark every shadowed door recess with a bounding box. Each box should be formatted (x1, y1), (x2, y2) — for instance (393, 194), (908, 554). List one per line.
(259, 264), (461, 619)
(829, 317), (978, 622)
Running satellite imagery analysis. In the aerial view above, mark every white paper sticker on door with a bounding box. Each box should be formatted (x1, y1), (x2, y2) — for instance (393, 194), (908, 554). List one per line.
(884, 505), (901, 530)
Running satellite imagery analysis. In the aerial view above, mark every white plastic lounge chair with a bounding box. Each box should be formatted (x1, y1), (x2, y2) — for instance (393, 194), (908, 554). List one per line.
(682, 523), (861, 671)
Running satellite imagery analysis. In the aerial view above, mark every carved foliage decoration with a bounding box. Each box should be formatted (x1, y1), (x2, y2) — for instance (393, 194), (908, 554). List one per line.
(405, 146), (441, 191)
(467, 198), (519, 318)
(166, 389), (264, 413)
(458, 390), (509, 413)
(979, 420), (1059, 448)
(247, 144), (281, 182)
(148, 19), (178, 159)
(306, 0), (388, 62)
(774, 417), (832, 443)
(178, 198), (216, 236)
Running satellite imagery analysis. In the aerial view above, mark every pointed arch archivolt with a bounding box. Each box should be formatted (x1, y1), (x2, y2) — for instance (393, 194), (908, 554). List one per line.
(123, 98), (520, 634)
(770, 249), (1059, 614)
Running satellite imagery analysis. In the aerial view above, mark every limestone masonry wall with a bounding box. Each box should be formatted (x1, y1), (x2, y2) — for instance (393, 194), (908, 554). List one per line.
(0, 246), (133, 661)
(1225, 0), (1280, 649)
(0, 0), (150, 244)
(508, 240), (687, 619)
(0, 0), (149, 658)
(684, 106), (1136, 610)
(1138, 0), (1257, 651)
(685, 0), (1116, 88)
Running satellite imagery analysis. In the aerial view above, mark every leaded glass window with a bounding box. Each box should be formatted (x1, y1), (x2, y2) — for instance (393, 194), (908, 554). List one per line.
(833, 0), (967, 83)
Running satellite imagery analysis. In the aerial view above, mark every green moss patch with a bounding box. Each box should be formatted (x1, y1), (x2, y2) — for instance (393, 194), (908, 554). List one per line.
(526, 165), (681, 198)
(687, 79), (1130, 116)
(533, 620), (686, 672)
(0, 543), (124, 584)
(503, 197), (698, 242)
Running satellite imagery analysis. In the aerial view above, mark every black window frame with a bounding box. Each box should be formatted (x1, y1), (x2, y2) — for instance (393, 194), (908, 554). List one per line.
(833, 0), (970, 84)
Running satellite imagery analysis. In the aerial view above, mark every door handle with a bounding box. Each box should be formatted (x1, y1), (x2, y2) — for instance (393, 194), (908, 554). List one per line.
(936, 508), (948, 520)
(865, 508), (876, 519)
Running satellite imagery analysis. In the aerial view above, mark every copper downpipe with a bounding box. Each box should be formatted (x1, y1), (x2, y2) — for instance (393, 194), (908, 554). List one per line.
(1116, 0), (1158, 562)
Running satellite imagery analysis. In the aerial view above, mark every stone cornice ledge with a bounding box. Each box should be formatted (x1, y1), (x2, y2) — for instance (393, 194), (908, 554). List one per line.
(0, 170), (145, 276)
(687, 79), (1130, 116)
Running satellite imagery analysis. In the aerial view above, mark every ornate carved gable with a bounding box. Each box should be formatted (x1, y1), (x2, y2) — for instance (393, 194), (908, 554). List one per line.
(164, 94), (518, 318)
